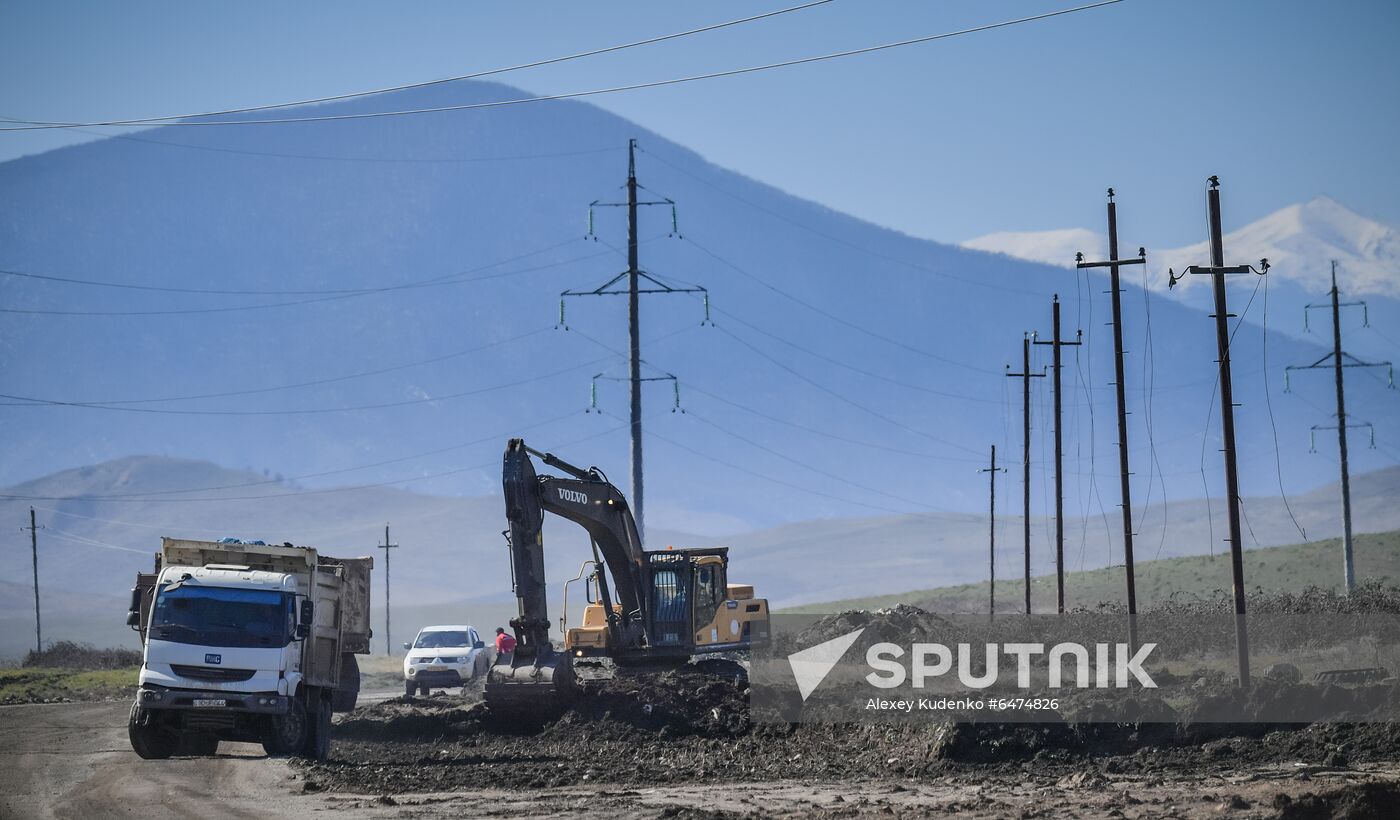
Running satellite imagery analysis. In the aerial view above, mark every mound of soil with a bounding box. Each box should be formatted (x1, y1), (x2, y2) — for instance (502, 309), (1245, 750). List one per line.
(792, 604), (956, 649)
(298, 611), (1400, 797)
(550, 665), (751, 738)
(1272, 781), (1400, 819)
(334, 693), (487, 741)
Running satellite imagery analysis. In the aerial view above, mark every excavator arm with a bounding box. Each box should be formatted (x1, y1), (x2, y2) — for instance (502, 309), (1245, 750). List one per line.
(491, 438), (649, 710)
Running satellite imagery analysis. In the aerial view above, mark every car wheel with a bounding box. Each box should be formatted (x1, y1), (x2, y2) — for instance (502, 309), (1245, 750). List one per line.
(404, 679), (416, 697)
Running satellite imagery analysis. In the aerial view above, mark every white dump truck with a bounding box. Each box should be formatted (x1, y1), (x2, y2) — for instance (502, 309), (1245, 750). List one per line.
(125, 537), (372, 760)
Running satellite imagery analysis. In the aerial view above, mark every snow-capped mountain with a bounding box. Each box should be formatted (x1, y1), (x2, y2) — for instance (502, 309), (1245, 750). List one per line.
(963, 196), (1400, 299)
(961, 228), (1104, 270)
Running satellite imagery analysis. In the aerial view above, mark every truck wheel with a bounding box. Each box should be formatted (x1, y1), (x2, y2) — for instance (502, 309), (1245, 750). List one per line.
(305, 696), (332, 761)
(261, 697), (307, 756)
(331, 655), (360, 713)
(419, 682), (431, 696)
(128, 703), (177, 760)
(404, 679), (416, 697)
(176, 734), (219, 756)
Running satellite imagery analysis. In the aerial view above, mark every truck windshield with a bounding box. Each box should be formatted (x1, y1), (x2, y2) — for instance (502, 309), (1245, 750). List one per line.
(150, 586), (293, 648)
(414, 631), (471, 649)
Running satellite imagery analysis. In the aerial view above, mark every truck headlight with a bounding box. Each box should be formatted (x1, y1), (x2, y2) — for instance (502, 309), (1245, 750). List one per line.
(407, 668), (416, 676)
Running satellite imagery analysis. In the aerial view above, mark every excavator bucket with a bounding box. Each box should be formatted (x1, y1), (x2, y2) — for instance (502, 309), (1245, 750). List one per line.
(484, 652), (576, 715)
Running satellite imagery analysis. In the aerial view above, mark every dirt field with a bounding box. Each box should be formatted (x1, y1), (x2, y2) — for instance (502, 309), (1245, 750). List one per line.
(3, 694), (1399, 819)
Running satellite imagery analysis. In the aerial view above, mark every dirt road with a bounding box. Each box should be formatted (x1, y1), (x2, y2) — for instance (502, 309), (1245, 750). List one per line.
(0, 701), (307, 820)
(4, 699), (1399, 819)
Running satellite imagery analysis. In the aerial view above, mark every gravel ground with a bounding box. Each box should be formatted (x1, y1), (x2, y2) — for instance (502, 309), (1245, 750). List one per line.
(296, 666), (1400, 819)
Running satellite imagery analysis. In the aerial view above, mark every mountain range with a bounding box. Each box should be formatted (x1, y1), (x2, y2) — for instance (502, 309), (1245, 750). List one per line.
(963, 196), (1400, 362)
(1, 80), (1397, 638)
(2, 455), (1397, 659)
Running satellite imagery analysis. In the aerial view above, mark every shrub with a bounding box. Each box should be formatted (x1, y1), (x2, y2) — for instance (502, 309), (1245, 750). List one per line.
(22, 641), (140, 670)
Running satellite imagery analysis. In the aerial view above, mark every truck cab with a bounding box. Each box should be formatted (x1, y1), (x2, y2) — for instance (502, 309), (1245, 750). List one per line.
(127, 538), (371, 761)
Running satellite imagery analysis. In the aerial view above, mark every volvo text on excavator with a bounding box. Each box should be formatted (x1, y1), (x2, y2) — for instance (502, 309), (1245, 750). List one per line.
(485, 439), (769, 712)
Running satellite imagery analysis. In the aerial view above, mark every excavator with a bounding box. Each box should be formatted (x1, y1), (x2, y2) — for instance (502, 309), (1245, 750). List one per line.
(485, 438), (770, 712)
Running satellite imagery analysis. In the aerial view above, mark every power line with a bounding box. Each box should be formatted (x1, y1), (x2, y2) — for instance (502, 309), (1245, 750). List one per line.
(681, 234), (1001, 375)
(0, 327), (552, 407)
(0, 2), (1125, 132)
(30, 505), (258, 535)
(1139, 245), (1170, 565)
(0, 354), (611, 415)
(0, 326), (693, 503)
(28, 502), (463, 542)
(1, 417), (632, 504)
(681, 382), (972, 463)
(5, 1), (837, 130)
(640, 147), (1040, 298)
(711, 303), (1006, 405)
(639, 415), (918, 517)
(3, 118), (624, 164)
(568, 323), (987, 466)
(1, 411), (577, 502)
(0, 237), (589, 296)
(713, 322), (985, 457)
(42, 528), (150, 556)
(604, 232), (1022, 407)
(1259, 275), (1307, 542)
(0, 241), (616, 315)
(686, 409), (938, 512)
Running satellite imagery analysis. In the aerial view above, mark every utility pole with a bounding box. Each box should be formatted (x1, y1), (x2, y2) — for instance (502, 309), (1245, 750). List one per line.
(377, 524), (398, 656)
(1171, 175), (1269, 687)
(561, 139), (707, 544)
(981, 445), (1006, 618)
(1006, 336), (1044, 614)
(1075, 188), (1147, 649)
(1034, 296), (1081, 614)
(21, 508), (44, 654)
(1285, 261), (1392, 593)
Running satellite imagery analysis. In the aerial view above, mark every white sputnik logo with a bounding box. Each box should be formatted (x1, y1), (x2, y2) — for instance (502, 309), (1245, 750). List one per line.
(787, 628), (864, 701)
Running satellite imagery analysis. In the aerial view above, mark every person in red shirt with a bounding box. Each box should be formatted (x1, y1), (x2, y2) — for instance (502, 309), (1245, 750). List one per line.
(494, 627), (516, 660)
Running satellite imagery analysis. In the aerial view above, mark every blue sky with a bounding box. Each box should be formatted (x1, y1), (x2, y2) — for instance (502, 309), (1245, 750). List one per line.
(2, 0), (1397, 246)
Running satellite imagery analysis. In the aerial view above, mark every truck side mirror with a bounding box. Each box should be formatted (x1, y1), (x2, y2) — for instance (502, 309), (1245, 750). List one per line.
(296, 599), (313, 639)
(129, 587), (142, 611)
(402, 642), (411, 651)
(126, 587), (142, 628)
(474, 640), (485, 650)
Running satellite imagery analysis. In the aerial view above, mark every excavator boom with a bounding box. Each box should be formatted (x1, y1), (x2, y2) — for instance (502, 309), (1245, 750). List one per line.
(485, 438), (770, 714)
(488, 439), (650, 711)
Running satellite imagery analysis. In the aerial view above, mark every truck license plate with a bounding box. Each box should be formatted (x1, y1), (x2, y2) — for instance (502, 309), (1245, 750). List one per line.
(192, 699), (226, 708)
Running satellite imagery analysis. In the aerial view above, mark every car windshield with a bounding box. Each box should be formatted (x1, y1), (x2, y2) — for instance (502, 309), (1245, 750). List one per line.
(150, 585), (292, 649)
(414, 630), (471, 649)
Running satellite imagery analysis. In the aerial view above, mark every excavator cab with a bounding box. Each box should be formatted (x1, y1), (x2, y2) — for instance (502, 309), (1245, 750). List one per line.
(562, 548), (769, 659)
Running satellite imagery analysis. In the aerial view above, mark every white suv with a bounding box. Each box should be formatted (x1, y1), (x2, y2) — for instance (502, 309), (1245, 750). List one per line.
(402, 625), (490, 696)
